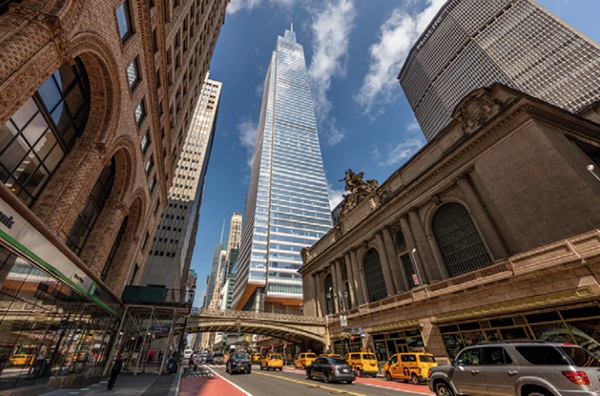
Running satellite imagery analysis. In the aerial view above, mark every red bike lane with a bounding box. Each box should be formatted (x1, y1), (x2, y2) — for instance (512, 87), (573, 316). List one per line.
(180, 375), (249, 396)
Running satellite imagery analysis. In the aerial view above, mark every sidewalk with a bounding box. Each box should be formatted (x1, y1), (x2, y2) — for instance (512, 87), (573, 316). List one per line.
(39, 372), (181, 396)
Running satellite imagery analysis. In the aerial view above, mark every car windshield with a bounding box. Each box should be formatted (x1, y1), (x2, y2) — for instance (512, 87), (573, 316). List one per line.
(419, 355), (436, 363)
(233, 353), (248, 360)
(306, 353), (316, 358)
(362, 353), (376, 360)
(213, 353), (223, 357)
(271, 355), (281, 359)
(330, 357), (348, 364)
(560, 346), (600, 367)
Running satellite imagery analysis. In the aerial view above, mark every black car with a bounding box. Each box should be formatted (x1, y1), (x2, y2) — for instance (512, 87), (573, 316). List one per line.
(306, 356), (355, 384)
(226, 352), (251, 374)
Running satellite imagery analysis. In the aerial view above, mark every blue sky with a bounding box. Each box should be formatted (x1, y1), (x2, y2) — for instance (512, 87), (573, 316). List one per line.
(190, 0), (600, 306)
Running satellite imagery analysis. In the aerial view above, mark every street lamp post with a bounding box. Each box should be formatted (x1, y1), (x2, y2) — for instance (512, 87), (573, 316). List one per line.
(410, 248), (424, 287)
(587, 164), (600, 182)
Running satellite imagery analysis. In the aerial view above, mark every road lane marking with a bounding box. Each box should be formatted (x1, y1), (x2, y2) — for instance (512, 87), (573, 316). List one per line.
(254, 371), (368, 396)
(204, 365), (254, 396)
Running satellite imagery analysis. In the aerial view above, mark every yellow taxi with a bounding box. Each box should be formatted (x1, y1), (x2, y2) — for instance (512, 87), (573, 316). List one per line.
(9, 354), (34, 366)
(252, 353), (262, 363)
(260, 353), (283, 371)
(294, 352), (317, 369)
(344, 352), (379, 377)
(383, 352), (438, 384)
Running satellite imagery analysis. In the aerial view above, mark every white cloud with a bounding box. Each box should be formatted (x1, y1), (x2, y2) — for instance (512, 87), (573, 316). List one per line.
(237, 118), (258, 168)
(355, 0), (446, 113)
(327, 182), (346, 210)
(377, 137), (424, 167)
(227, 0), (296, 14)
(308, 0), (356, 145)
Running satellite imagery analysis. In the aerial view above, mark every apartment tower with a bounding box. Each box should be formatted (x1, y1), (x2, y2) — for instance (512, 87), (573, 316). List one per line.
(231, 28), (333, 314)
(141, 76), (222, 291)
(399, 0), (600, 140)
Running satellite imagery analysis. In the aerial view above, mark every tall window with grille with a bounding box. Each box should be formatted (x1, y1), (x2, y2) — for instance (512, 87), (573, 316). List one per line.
(66, 160), (115, 255)
(432, 202), (492, 277)
(364, 248), (387, 302)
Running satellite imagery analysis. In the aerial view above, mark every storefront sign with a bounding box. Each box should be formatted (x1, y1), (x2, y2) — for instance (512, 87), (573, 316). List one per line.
(0, 198), (118, 317)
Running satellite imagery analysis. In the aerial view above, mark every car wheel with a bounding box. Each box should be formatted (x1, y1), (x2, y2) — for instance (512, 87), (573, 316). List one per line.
(323, 370), (331, 383)
(385, 371), (393, 381)
(435, 382), (455, 396)
(306, 370), (312, 380)
(411, 373), (420, 385)
(346, 380), (353, 384)
(355, 368), (363, 377)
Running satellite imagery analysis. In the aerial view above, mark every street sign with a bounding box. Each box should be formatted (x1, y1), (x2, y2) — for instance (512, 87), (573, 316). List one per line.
(340, 315), (347, 327)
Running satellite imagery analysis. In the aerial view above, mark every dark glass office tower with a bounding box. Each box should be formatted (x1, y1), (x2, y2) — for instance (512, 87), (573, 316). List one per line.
(399, 0), (600, 141)
(232, 28), (332, 313)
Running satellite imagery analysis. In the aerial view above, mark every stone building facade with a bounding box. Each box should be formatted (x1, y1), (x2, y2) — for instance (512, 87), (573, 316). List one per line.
(300, 84), (600, 365)
(0, 0), (227, 391)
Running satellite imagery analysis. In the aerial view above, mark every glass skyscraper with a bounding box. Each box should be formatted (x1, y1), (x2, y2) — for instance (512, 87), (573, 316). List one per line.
(399, 0), (600, 141)
(231, 28), (332, 314)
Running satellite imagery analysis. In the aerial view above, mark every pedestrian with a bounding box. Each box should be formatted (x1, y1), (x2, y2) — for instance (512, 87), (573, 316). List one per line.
(107, 354), (124, 391)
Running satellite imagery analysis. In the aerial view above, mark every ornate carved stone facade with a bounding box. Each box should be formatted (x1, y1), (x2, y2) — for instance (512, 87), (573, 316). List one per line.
(300, 84), (600, 363)
(0, 2), (227, 389)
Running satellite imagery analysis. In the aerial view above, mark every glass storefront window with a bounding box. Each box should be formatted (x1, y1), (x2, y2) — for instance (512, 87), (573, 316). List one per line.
(440, 305), (600, 359)
(0, 246), (118, 391)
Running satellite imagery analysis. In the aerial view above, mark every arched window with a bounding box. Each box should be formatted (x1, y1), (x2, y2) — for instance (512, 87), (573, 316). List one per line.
(66, 160), (115, 255)
(101, 216), (128, 281)
(432, 203), (492, 277)
(324, 273), (334, 315)
(364, 248), (386, 302)
(0, 59), (90, 206)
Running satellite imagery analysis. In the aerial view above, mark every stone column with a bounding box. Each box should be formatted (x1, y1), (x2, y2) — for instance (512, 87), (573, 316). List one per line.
(375, 232), (397, 296)
(329, 263), (340, 313)
(104, 233), (139, 296)
(420, 317), (450, 363)
(80, 199), (128, 277)
(334, 260), (346, 311)
(382, 228), (405, 293)
(407, 210), (436, 283)
(456, 175), (507, 260)
(312, 273), (322, 317)
(351, 249), (369, 304)
(344, 253), (357, 308)
(400, 216), (425, 290)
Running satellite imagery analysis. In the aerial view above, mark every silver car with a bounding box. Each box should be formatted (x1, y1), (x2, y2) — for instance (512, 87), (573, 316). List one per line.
(428, 342), (600, 396)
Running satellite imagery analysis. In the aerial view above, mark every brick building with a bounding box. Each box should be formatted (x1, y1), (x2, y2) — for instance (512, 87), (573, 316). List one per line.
(0, 0), (227, 391)
(300, 84), (600, 365)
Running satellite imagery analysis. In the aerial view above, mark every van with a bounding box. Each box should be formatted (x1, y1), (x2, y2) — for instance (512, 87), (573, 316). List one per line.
(383, 352), (438, 384)
(294, 352), (317, 369)
(344, 352), (378, 377)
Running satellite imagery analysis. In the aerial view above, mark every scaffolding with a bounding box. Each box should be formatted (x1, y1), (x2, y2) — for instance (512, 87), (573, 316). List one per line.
(103, 286), (192, 376)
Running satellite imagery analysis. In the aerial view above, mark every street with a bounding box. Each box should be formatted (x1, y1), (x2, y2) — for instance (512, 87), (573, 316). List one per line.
(180, 363), (434, 396)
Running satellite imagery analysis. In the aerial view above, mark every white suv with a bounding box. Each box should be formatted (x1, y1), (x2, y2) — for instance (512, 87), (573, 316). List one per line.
(428, 342), (600, 396)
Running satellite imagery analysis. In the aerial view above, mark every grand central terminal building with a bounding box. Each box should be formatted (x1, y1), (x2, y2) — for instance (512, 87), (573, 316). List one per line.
(300, 84), (600, 364)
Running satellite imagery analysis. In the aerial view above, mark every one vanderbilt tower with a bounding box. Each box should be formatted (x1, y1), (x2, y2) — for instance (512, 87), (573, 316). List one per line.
(232, 27), (332, 313)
